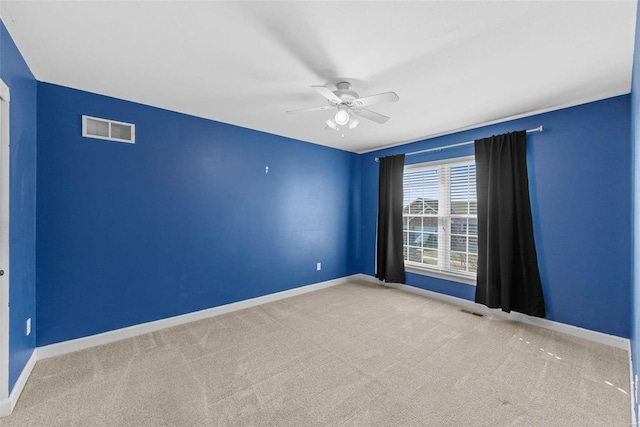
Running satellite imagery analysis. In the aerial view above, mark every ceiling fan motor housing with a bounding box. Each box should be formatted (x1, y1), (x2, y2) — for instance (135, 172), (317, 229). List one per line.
(334, 82), (358, 103)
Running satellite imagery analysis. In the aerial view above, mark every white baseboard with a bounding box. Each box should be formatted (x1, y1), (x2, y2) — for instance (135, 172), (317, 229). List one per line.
(628, 340), (637, 426)
(0, 349), (37, 417)
(9, 349), (36, 413)
(355, 274), (629, 350)
(38, 275), (355, 360)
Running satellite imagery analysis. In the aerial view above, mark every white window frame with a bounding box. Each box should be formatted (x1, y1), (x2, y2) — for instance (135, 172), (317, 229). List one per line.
(403, 155), (477, 286)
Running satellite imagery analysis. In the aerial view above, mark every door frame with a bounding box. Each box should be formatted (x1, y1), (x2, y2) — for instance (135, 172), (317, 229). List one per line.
(0, 77), (10, 407)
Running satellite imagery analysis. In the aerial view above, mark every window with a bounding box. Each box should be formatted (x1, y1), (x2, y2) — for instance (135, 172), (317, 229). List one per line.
(403, 156), (477, 282)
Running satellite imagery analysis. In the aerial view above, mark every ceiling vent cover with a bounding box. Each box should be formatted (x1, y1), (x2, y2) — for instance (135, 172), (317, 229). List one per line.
(82, 115), (135, 144)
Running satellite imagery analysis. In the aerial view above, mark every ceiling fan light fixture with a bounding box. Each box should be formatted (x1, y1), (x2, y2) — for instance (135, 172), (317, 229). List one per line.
(325, 119), (338, 130)
(334, 109), (350, 126)
(348, 119), (360, 130)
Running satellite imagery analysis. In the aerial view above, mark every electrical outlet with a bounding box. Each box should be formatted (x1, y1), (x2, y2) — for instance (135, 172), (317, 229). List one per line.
(317, 262), (321, 271)
(26, 318), (31, 336)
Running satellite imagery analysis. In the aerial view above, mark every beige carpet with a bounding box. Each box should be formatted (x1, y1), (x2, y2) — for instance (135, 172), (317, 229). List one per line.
(0, 280), (631, 426)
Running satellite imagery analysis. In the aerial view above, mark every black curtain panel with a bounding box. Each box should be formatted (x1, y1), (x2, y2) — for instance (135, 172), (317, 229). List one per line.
(474, 131), (545, 317)
(376, 154), (406, 284)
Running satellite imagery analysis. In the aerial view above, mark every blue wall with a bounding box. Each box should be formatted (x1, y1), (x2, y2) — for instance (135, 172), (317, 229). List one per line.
(630, 0), (640, 421)
(0, 20), (37, 393)
(361, 95), (631, 338)
(36, 83), (360, 346)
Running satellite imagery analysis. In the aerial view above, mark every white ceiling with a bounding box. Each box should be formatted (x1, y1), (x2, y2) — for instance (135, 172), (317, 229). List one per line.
(1, 1), (637, 153)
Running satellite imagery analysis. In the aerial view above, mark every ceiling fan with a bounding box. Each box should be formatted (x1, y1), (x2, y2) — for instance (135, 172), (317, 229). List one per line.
(287, 82), (399, 131)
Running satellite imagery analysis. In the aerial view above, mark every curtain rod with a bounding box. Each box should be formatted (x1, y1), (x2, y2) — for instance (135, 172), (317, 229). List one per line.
(374, 125), (544, 162)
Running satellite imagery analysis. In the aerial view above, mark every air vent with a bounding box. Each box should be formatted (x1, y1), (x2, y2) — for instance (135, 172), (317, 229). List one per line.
(460, 309), (484, 317)
(82, 115), (135, 144)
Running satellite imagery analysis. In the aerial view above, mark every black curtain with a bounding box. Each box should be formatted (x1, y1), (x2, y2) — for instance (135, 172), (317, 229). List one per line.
(376, 154), (406, 283)
(474, 131), (545, 317)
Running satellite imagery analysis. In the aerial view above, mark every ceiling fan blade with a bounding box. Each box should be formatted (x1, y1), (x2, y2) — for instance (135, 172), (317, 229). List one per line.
(312, 85), (342, 104)
(352, 108), (390, 124)
(351, 91), (399, 107)
(286, 105), (332, 114)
